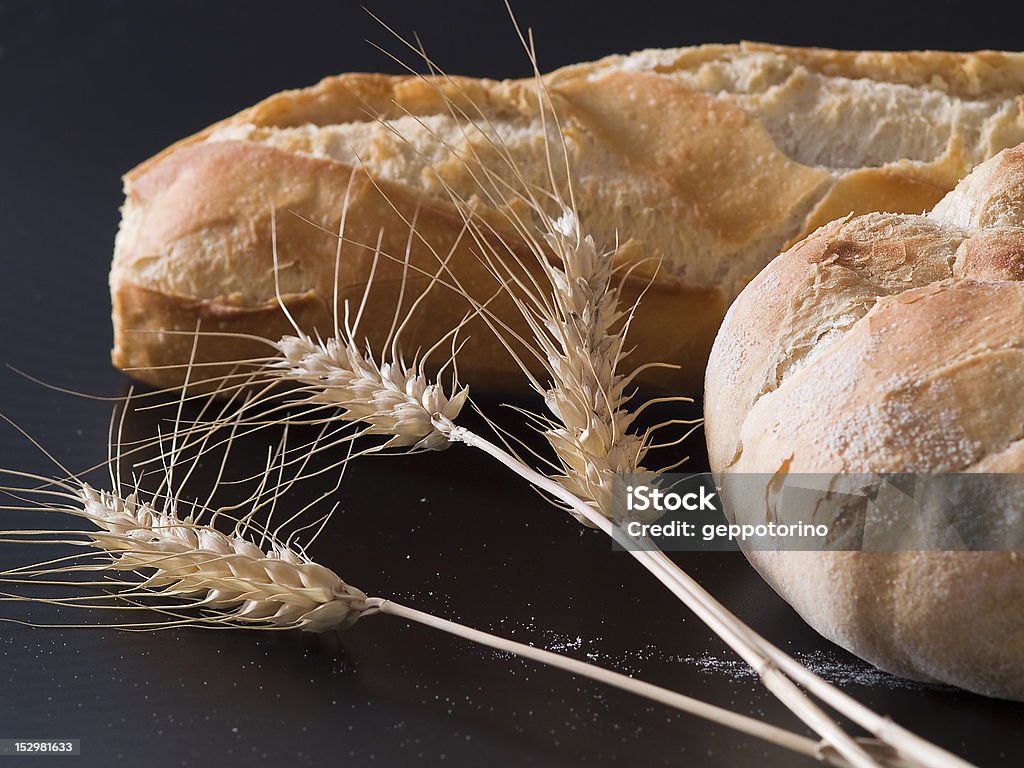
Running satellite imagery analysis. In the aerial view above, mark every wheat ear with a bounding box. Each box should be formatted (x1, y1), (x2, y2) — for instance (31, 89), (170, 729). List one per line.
(134, 211), (474, 467)
(267, 211), (469, 452)
(360, 29), (693, 523)
(271, 331), (468, 451)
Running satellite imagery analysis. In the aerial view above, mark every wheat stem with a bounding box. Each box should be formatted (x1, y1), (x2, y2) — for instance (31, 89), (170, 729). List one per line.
(639, 550), (972, 768)
(436, 419), (967, 768)
(369, 598), (840, 765)
(701, 611), (975, 768)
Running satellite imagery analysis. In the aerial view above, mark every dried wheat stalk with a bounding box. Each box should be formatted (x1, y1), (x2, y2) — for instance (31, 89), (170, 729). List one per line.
(0, 414), (843, 766)
(362, 20), (693, 523)
(0, 489), (832, 763)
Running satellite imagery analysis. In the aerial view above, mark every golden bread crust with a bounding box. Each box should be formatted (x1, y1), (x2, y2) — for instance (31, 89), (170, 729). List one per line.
(112, 43), (1024, 393)
(705, 144), (1024, 699)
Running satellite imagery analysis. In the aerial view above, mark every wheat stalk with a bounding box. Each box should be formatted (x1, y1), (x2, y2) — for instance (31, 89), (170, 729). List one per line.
(0, 489), (834, 764)
(0, 414), (849, 766)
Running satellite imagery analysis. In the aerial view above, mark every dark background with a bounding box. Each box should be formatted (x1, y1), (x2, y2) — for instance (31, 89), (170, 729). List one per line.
(1, 1), (1023, 766)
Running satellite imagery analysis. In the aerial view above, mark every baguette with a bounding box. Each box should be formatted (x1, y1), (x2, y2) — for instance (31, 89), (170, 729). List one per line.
(704, 144), (1024, 700)
(111, 42), (1024, 392)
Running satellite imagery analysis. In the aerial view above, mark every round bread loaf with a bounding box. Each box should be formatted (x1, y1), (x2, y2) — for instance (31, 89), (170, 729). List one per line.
(705, 144), (1024, 700)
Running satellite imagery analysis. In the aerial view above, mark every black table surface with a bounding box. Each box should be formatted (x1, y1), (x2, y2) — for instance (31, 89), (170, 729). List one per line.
(1, 2), (1022, 767)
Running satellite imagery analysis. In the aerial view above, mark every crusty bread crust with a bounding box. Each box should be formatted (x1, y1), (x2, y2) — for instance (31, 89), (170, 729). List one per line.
(705, 144), (1024, 700)
(111, 42), (1024, 392)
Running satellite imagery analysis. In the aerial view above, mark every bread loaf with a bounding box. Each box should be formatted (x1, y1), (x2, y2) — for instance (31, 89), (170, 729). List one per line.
(704, 144), (1024, 700)
(111, 43), (1024, 392)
